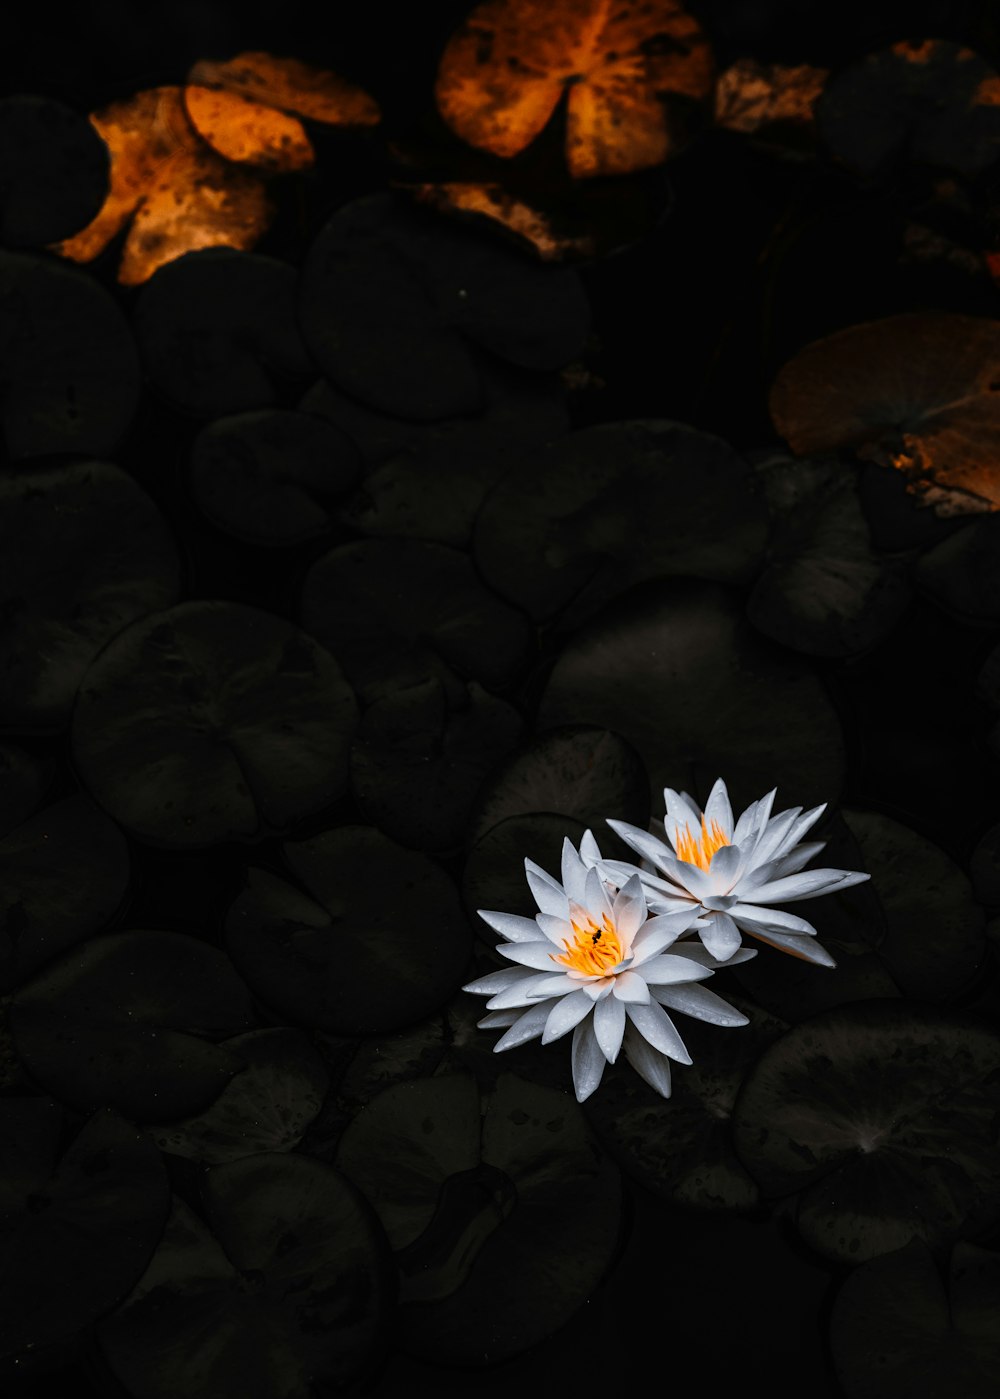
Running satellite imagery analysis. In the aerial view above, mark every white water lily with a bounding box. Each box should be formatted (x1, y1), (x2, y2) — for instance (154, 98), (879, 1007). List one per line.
(463, 833), (755, 1103)
(600, 778), (871, 967)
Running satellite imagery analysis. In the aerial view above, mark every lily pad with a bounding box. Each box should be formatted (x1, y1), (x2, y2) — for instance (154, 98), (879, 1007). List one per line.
(0, 250), (140, 459)
(537, 579), (845, 810)
(99, 1156), (393, 1399)
(135, 250), (313, 416)
(583, 994), (788, 1209)
(970, 821), (1000, 906)
(469, 724), (649, 846)
(914, 514), (1000, 621)
(0, 795), (130, 993)
(0, 1103), (169, 1357)
(0, 96), (108, 245)
(0, 745), (52, 836)
(10, 929), (255, 1119)
(474, 420), (767, 622)
(843, 809), (986, 999)
(190, 409), (361, 546)
(0, 459), (182, 728)
(225, 826), (472, 1034)
(71, 601), (358, 848)
(150, 1029), (328, 1164)
(732, 1001), (1000, 1263)
(769, 313), (1000, 516)
(299, 538), (534, 706)
(461, 811), (589, 933)
(747, 453), (910, 657)
(298, 194), (589, 420)
(818, 40), (1000, 178)
(351, 679), (523, 852)
(830, 1239), (1000, 1399)
(336, 1071), (623, 1364)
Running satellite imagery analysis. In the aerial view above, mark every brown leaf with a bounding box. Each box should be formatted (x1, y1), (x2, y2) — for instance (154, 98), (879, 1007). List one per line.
(407, 182), (594, 259)
(714, 58), (827, 134)
(435, 0), (713, 178)
(52, 88), (273, 286)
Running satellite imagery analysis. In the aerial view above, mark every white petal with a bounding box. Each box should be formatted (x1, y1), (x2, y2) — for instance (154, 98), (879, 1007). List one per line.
(730, 903), (819, 937)
(579, 829), (603, 867)
(672, 941), (758, 969)
(740, 842), (826, 891)
(584, 864), (614, 924)
(747, 869), (870, 905)
(644, 888), (701, 915)
(463, 966), (537, 996)
(525, 860), (568, 917)
(525, 972), (584, 999)
(606, 819), (675, 875)
(630, 911), (701, 963)
(611, 970), (651, 1003)
(651, 982), (749, 1026)
(745, 927), (837, 966)
(703, 778), (735, 839)
(594, 993), (626, 1063)
(486, 973), (567, 1009)
(708, 842), (743, 891)
(698, 911), (744, 961)
(571, 1018), (608, 1101)
(498, 941), (566, 971)
(662, 787), (704, 850)
(477, 1009), (521, 1028)
(772, 803), (828, 858)
(749, 807), (803, 866)
(561, 837), (590, 906)
(623, 1023), (673, 1097)
(638, 953), (713, 985)
(732, 788), (777, 847)
(535, 912), (573, 946)
(612, 874), (647, 946)
(542, 990), (594, 1044)
(582, 977), (615, 1002)
(625, 1000), (693, 1064)
(493, 1000), (555, 1051)
(477, 909), (543, 943)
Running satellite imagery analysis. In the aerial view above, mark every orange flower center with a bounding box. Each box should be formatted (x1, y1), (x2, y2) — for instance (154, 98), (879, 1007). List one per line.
(552, 911), (623, 976)
(675, 815), (729, 871)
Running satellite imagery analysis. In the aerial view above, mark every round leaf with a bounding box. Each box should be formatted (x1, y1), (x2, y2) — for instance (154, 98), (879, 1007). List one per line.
(0, 96), (108, 245)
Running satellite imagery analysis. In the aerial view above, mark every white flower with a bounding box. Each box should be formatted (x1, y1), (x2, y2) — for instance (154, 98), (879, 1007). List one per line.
(600, 778), (870, 967)
(463, 833), (754, 1103)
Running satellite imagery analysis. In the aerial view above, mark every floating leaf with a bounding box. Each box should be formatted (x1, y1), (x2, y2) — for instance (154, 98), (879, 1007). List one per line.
(150, 1029), (328, 1164)
(474, 420), (767, 622)
(0, 251), (140, 459)
(0, 796), (130, 993)
(732, 1001), (1000, 1263)
(0, 460), (181, 728)
(71, 602), (358, 848)
(435, 0), (714, 176)
(462, 811), (589, 931)
(336, 1072), (622, 1364)
(0, 96), (108, 245)
(10, 930), (254, 1119)
(0, 745), (52, 837)
(714, 59), (827, 135)
(0, 1104), (169, 1357)
(225, 827), (472, 1034)
(770, 313), (1000, 516)
(914, 513), (1000, 620)
(99, 1160), (392, 1399)
(408, 182), (595, 260)
(52, 87), (273, 286)
(830, 1239), (1000, 1399)
(818, 40), (1000, 177)
(191, 409), (361, 545)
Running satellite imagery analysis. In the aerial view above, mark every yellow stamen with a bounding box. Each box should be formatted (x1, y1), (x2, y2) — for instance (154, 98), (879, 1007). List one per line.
(675, 815), (729, 871)
(552, 911), (623, 977)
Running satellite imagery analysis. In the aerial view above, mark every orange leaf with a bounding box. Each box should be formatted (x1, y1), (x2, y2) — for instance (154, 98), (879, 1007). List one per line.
(409, 182), (594, 260)
(183, 87), (315, 172)
(770, 314), (1000, 516)
(188, 51), (380, 125)
(434, 0), (713, 177)
(52, 88), (272, 286)
(714, 59), (827, 134)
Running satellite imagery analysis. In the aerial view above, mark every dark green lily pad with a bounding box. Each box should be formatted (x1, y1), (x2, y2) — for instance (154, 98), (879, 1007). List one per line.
(0, 96), (108, 245)
(300, 538), (534, 706)
(225, 826), (472, 1034)
(469, 724), (649, 847)
(474, 420), (767, 623)
(150, 1029), (329, 1164)
(843, 809), (986, 999)
(0, 744), (52, 836)
(0, 250), (140, 459)
(0, 1103), (169, 1358)
(537, 579), (845, 811)
(336, 1071), (622, 1365)
(351, 678), (523, 852)
(747, 453), (910, 656)
(583, 994), (788, 1210)
(10, 929), (255, 1119)
(302, 368), (569, 547)
(971, 821), (1000, 906)
(190, 409), (361, 546)
(135, 250), (313, 417)
(914, 514), (1000, 621)
(298, 194), (589, 420)
(461, 812), (589, 934)
(0, 795), (130, 992)
(830, 1239), (1000, 1399)
(99, 1155), (393, 1399)
(732, 1001), (1000, 1263)
(71, 601), (358, 848)
(0, 460), (181, 729)
(818, 40), (1000, 177)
